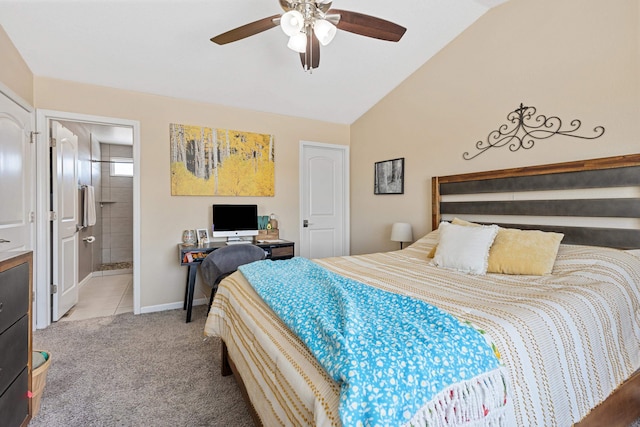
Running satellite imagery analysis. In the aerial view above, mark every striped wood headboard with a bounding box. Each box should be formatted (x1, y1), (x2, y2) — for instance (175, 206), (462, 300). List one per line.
(432, 154), (640, 249)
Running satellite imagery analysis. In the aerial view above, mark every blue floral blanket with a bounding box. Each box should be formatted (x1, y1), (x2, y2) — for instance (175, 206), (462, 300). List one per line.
(239, 257), (508, 426)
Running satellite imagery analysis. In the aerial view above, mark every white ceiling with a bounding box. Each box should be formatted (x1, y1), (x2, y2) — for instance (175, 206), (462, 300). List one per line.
(88, 124), (134, 146)
(56, 120), (132, 145)
(0, 0), (508, 125)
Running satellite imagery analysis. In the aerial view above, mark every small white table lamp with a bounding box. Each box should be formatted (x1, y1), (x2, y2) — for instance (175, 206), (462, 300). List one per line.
(391, 222), (413, 249)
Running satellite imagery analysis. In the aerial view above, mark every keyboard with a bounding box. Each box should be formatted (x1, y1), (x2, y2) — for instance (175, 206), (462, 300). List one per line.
(225, 240), (252, 245)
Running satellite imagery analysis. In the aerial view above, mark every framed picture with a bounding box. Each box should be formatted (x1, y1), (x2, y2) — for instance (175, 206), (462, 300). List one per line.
(196, 228), (209, 244)
(374, 158), (404, 194)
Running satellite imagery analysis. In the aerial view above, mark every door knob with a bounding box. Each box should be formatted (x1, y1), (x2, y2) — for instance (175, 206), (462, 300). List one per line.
(303, 219), (311, 228)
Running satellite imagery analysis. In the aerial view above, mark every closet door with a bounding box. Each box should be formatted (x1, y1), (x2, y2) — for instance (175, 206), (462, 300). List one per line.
(0, 91), (34, 252)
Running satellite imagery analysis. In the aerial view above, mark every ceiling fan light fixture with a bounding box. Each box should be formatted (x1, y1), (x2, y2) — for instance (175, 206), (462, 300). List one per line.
(287, 32), (307, 53)
(313, 19), (336, 46)
(280, 10), (305, 36)
(210, 0), (408, 71)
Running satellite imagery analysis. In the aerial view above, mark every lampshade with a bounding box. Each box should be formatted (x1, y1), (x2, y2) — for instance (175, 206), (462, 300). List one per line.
(313, 19), (336, 46)
(391, 222), (413, 245)
(287, 33), (307, 53)
(280, 10), (304, 36)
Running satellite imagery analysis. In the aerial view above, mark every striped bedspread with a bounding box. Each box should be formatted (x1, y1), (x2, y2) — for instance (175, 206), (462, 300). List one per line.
(239, 257), (508, 427)
(205, 231), (640, 426)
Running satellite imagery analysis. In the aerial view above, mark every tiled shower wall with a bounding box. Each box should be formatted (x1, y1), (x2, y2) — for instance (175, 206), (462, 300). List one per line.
(100, 143), (133, 264)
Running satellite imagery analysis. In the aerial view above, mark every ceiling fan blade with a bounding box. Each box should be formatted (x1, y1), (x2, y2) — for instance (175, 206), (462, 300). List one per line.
(210, 15), (280, 45)
(327, 9), (406, 42)
(299, 32), (320, 71)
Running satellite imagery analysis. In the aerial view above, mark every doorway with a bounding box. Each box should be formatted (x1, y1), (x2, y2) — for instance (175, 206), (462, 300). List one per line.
(35, 110), (141, 329)
(299, 141), (350, 258)
(56, 120), (134, 321)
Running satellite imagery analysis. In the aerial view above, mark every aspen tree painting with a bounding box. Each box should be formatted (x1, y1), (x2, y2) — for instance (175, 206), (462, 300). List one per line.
(170, 123), (275, 196)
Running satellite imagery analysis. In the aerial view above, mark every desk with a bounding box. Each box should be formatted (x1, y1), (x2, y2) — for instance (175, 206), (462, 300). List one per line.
(179, 240), (294, 322)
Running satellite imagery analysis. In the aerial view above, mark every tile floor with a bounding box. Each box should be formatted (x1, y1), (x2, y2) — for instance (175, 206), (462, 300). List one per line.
(60, 271), (133, 322)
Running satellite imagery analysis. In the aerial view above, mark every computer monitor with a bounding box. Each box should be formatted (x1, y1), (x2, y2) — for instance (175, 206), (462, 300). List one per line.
(212, 204), (259, 242)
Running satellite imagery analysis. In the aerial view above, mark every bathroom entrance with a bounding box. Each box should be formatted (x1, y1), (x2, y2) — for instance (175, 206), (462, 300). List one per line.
(55, 119), (134, 321)
(34, 108), (140, 328)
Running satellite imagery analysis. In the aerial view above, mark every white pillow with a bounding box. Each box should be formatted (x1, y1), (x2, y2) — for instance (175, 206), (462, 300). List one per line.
(431, 222), (499, 275)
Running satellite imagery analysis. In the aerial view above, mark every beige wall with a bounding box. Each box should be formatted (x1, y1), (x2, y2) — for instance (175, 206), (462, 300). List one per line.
(2, 0), (639, 308)
(350, 0), (640, 255)
(0, 25), (33, 104)
(34, 77), (350, 309)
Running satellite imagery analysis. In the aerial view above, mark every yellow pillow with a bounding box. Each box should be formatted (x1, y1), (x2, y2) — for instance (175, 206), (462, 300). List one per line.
(452, 218), (478, 227)
(487, 228), (564, 275)
(427, 245), (437, 258)
(429, 218), (564, 275)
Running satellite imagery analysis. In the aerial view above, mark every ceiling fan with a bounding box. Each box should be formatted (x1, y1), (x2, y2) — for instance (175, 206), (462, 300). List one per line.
(210, 0), (406, 71)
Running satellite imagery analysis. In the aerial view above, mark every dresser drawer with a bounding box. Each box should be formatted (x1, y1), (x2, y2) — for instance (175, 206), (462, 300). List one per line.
(0, 314), (28, 395)
(0, 367), (29, 427)
(0, 262), (29, 335)
(271, 245), (294, 259)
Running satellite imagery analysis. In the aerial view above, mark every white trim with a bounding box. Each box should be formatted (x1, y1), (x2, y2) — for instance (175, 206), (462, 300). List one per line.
(299, 141), (350, 257)
(92, 269), (133, 277)
(35, 109), (141, 328)
(78, 273), (93, 290)
(0, 80), (33, 113)
(140, 298), (209, 314)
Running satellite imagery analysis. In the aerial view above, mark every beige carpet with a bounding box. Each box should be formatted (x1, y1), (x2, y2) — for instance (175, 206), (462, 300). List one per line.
(30, 305), (640, 426)
(30, 306), (253, 427)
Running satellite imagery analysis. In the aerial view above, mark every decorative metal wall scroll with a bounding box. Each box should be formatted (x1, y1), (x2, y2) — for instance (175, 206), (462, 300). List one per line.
(462, 103), (605, 160)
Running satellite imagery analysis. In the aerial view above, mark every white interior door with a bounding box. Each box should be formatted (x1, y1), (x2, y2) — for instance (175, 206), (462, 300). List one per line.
(0, 92), (34, 252)
(51, 120), (79, 321)
(300, 142), (349, 259)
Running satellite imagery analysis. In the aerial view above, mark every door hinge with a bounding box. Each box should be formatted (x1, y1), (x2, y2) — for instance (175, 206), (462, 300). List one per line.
(50, 137), (56, 147)
(50, 284), (58, 294)
(49, 211), (57, 221)
(29, 211), (35, 223)
(30, 131), (40, 144)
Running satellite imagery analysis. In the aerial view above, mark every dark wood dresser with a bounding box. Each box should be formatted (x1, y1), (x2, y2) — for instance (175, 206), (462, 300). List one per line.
(0, 251), (33, 427)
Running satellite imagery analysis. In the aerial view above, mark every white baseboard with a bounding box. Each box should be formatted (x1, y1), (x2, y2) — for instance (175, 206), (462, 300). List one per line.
(139, 297), (208, 314)
(92, 269), (133, 277)
(78, 273), (93, 290)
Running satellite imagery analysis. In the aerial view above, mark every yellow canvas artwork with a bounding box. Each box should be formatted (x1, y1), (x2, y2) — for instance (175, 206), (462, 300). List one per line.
(170, 123), (275, 196)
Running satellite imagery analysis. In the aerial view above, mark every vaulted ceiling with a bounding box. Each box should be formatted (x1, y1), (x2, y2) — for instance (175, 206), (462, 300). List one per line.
(0, 0), (508, 124)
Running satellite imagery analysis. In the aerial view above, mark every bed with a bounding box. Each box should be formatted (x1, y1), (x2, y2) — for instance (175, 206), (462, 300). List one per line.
(204, 154), (640, 426)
